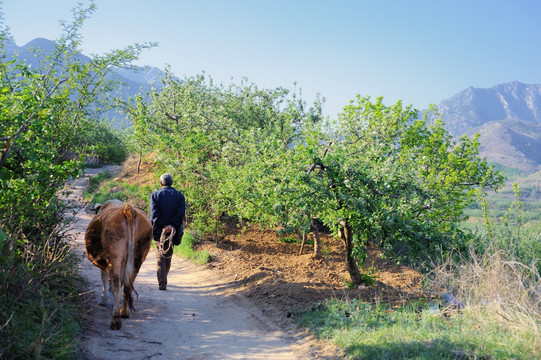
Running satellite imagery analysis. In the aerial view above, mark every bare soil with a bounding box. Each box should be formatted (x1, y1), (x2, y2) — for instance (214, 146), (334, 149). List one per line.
(69, 161), (425, 359)
(200, 225), (425, 315)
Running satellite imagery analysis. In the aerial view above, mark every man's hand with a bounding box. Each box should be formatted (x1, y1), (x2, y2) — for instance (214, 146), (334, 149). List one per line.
(163, 225), (174, 236)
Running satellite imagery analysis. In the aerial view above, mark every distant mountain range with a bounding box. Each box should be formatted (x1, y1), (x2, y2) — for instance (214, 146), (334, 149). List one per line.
(4, 38), (541, 174)
(437, 81), (541, 174)
(2, 38), (166, 128)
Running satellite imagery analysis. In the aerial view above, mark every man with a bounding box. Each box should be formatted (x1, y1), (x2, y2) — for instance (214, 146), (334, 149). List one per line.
(150, 173), (186, 290)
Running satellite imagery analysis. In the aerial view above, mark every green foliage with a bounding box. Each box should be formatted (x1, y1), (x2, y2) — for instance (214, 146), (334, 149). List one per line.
(125, 72), (321, 240)
(74, 119), (128, 164)
(125, 71), (504, 283)
(302, 98), (504, 275)
(84, 170), (114, 195)
(0, 234), (86, 359)
(473, 183), (541, 271)
(278, 235), (304, 244)
(0, 1), (154, 358)
(84, 178), (151, 210)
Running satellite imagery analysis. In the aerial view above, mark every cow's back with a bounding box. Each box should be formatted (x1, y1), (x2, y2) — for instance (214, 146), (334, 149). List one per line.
(84, 200), (153, 329)
(85, 201), (152, 272)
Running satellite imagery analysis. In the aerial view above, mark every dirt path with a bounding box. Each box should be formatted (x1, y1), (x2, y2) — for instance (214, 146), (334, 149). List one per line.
(65, 167), (339, 360)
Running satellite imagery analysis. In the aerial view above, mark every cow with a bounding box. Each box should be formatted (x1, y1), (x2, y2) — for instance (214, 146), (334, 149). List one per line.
(84, 199), (152, 330)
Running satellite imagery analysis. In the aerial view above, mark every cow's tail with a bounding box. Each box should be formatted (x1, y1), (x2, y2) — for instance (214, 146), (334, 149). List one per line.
(122, 204), (137, 312)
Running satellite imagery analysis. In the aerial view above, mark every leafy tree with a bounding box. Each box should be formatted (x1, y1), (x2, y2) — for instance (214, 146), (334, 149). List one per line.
(75, 118), (128, 165)
(0, 1), (154, 357)
(302, 96), (505, 282)
(0, 3), (153, 235)
(123, 94), (156, 172)
(125, 72), (319, 239)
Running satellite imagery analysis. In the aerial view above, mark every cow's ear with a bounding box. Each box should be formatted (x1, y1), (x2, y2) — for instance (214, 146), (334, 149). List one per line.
(93, 203), (102, 214)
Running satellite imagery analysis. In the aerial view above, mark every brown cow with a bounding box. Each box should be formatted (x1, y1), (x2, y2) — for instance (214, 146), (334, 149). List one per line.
(85, 199), (152, 330)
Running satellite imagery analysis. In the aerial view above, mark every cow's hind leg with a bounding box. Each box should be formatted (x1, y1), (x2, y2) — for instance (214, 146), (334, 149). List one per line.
(109, 275), (122, 330)
(120, 289), (130, 318)
(98, 270), (113, 307)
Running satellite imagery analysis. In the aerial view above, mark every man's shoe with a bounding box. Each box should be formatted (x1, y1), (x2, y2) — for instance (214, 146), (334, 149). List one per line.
(159, 283), (167, 291)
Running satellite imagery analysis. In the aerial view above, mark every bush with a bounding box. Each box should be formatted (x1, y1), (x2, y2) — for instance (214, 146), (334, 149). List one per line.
(0, 234), (87, 359)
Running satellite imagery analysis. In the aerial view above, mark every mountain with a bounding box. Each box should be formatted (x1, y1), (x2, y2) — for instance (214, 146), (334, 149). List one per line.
(437, 81), (541, 174)
(439, 81), (541, 136)
(467, 119), (541, 173)
(5, 39), (541, 173)
(3, 38), (166, 128)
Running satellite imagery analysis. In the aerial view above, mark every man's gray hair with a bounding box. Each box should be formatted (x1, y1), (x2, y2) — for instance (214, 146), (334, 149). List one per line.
(160, 173), (174, 186)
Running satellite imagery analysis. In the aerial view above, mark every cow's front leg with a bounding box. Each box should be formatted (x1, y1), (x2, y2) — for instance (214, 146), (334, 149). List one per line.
(109, 275), (122, 330)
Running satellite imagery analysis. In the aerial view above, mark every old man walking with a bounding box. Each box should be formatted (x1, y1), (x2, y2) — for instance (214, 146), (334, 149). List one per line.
(150, 173), (186, 290)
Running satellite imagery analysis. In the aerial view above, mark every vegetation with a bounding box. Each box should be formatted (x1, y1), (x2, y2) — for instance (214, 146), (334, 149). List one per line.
(0, 1), (152, 358)
(83, 174), (152, 211)
(173, 232), (211, 265)
(298, 186), (541, 359)
(125, 73), (504, 283)
(298, 296), (539, 359)
(0, 0), (538, 358)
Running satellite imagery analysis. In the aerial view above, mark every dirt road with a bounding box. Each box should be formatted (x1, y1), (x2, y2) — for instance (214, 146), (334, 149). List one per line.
(65, 168), (339, 360)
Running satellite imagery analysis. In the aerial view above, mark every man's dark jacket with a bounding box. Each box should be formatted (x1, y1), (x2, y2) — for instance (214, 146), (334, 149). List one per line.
(150, 186), (186, 243)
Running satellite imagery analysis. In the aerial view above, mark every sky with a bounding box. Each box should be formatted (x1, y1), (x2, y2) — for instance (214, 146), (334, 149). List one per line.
(2, 0), (541, 117)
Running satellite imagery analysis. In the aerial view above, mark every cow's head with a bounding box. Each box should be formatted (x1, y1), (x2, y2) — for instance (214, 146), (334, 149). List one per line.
(93, 199), (124, 214)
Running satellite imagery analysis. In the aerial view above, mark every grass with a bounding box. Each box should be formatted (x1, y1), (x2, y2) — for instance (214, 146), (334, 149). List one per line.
(173, 232), (211, 265)
(83, 170), (153, 211)
(297, 239), (541, 359)
(298, 297), (539, 359)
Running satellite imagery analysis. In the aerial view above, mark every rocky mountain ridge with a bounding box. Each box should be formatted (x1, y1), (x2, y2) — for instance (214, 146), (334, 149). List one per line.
(3, 37), (165, 128)
(437, 81), (541, 174)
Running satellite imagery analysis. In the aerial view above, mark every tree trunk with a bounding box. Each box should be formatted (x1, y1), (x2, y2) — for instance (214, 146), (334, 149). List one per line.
(137, 154), (142, 174)
(311, 218), (322, 258)
(299, 230), (306, 255)
(341, 221), (362, 285)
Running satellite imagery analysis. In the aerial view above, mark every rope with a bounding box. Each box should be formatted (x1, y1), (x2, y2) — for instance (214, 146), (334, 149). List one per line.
(157, 226), (175, 259)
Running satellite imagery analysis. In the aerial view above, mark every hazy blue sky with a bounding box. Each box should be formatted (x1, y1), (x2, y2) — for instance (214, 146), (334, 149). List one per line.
(2, 0), (541, 116)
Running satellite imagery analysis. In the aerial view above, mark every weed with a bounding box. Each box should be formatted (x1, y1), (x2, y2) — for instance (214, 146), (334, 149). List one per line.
(174, 232), (211, 265)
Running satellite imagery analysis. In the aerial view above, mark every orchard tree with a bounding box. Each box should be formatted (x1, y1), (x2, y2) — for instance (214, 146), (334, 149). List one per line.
(123, 94), (158, 172)
(126, 72), (321, 239)
(303, 96), (504, 283)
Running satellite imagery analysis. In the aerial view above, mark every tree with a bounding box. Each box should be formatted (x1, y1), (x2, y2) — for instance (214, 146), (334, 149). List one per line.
(0, 2), (155, 357)
(303, 96), (504, 282)
(127, 72), (504, 286)
(125, 72), (320, 239)
(0, 1), (154, 237)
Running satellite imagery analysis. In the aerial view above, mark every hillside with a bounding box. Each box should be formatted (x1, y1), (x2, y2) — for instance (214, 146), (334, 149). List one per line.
(467, 119), (541, 173)
(438, 81), (541, 174)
